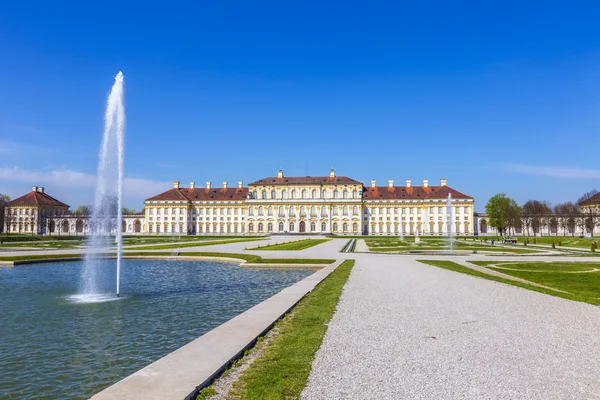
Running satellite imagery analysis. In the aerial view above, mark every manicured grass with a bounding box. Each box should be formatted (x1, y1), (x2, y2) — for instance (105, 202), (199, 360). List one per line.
(418, 260), (600, 306)
(0, 241), (83, 249)
(365, 238), (542, 254)
(250, 239), (330, 251)
(125, 238), (265, 250)
(514, 236), (598, 249)
(0, 251), (334, 266)
(471, 261), (599, 272)
(209, 260), (354, 399)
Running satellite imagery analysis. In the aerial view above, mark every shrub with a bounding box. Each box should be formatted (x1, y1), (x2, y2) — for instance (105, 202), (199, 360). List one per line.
(552, 240), (556, 249)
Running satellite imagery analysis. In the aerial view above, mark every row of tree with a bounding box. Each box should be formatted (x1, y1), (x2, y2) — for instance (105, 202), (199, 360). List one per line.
(485, 190), (599, 237)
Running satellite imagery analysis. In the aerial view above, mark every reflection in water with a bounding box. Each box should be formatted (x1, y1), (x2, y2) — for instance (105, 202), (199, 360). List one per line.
(0, 259), (313, 400)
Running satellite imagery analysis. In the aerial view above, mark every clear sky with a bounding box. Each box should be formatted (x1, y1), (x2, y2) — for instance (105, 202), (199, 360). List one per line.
(0, 1), (598, 210)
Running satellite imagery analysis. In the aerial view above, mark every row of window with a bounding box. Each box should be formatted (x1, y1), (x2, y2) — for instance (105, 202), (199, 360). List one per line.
(366, 207), (471, 215)
(249, 188), (360, 200)
(249, 205), (360, 217)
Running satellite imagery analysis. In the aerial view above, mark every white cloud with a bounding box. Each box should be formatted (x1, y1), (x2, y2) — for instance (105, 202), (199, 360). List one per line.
(504, 164), (600, 179)
(0, 166), (172, 199)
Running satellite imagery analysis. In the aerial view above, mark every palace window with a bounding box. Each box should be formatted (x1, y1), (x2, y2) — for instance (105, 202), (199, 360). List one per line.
(343, 206), (348, 216)
(279, 206), (284, 217)
(353, 223), (358, 232)
(279, 222), (284, 232)
(271, 190), (276, 199)
(321, 206), (327, 215)
(267, 206), (273, 216)
(300, 206), (306, 217)
(334, 190), (339, 199)
(291, 189), (296, 199)
(289, 222), (295, 232)
(333, 222), (338, 232)
(343, 190), (348, 199)
(302, 189), (307, 199)
(312, 189), (317, 199)
(310, 222), (316, 232)
(261, 190), (267, 200)
(289, 206), (295, 217)
(343, 223), (348, 232)
(321, 222), (327, 231)
(353, 190), (358, 199)
(333, 207), (338, 216)
(310, 206), (316, 217)
(258, 223), (264, 232)
(282, 190), (287, 199)
(249, 223), (254, 232)
(267, 223), (273, 232)
(353, 206), (358, 215)
(258, 206), (264, 216)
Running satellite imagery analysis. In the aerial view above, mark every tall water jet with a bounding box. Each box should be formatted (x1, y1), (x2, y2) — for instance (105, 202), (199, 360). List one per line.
(447, 193), (453, 252)
(80, 72), (125, 300)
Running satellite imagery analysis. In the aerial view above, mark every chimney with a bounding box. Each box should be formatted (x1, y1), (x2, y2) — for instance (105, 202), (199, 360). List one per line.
(173, 181), (180, 189)
(423, 180), (429, 187)
(371, 179), (376, 188)
(38, 187), (44, 193)
(223, 181), (228, 189)
(190, 181), (195, 189)
(277, 169), (283, 178)
(388, 180), (394, 187)
(32, 186), (38, 192)
(406, 180), (412, 188)
(330, 168), (335, 178)
(238, 181), (243, 189)
(440, 178), (447, 187)
(206, 182), (212, 189)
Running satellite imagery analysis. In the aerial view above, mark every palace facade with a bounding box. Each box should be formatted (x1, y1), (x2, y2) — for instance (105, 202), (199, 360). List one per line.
(3, 170), (475, 236)
(144, 169), (475, 235)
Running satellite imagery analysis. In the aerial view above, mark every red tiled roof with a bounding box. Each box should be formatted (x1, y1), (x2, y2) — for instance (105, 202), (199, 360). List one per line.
(8, 190), (69, 208)
(249, 176), (362, 185)
(580, 191), (600, 206)
(146, 187), (249, 202)
(362, 185), (472, 201)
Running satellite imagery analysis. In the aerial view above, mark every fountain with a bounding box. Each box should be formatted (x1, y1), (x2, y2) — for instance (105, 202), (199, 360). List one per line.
(76, 72), (125, 301)
(399, 214), (404, 241)
(447, 193), (453, 252)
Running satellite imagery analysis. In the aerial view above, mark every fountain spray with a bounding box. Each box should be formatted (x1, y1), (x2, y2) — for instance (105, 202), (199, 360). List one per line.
(81, 72), (125, 299)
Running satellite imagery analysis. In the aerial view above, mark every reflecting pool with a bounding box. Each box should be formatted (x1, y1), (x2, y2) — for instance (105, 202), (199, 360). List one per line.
(0, 259), (313, 399)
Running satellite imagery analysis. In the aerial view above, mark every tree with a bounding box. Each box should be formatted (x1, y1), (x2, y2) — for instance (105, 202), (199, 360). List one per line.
(0, 194), (10, 234)
(522, 200), (552, 236)
(555, 202), (579, 236)
(485, 193), (517, 236)
(577, 189), (599, 205)
(73, 205), (91, 215)
(577, 189), (599, 237)
(122, 207), (137, 215)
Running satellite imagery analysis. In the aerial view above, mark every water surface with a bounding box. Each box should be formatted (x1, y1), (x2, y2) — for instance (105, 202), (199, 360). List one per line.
(0, 259), (313, 399)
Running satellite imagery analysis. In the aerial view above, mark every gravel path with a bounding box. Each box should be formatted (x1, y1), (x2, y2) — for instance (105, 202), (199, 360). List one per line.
(302, 256), (600, 400)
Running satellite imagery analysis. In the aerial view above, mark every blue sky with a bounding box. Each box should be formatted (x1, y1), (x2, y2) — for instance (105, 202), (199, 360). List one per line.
(0, 1), (599, 210)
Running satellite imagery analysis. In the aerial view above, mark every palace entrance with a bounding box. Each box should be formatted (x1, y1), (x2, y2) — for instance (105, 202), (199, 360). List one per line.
(299, 221), (306, 233)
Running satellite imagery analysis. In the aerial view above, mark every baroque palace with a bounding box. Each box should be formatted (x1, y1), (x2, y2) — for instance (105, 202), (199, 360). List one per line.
(3, 169), (475, 236)
(144, 169), (474, 235)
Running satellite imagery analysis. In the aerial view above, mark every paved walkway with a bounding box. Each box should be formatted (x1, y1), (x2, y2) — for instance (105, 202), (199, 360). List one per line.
(302, 253), (600, 400)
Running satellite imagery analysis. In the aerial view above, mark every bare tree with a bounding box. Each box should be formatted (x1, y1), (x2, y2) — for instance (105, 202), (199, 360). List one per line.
(0, 194), (9, 234)
(522, 200), (551, 236)
(577, 189), (599, 237)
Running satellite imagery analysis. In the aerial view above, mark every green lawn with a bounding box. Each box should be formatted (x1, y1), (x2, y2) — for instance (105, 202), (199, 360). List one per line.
(514, 236), (598, 250)
(0, 251), (334, 266)
(125, 238), (265, 250)
(198, 260), (354, 399)
(365, 237), (541, 254)
(418, 260), (600, 306)
(250, 239), (330, 251)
